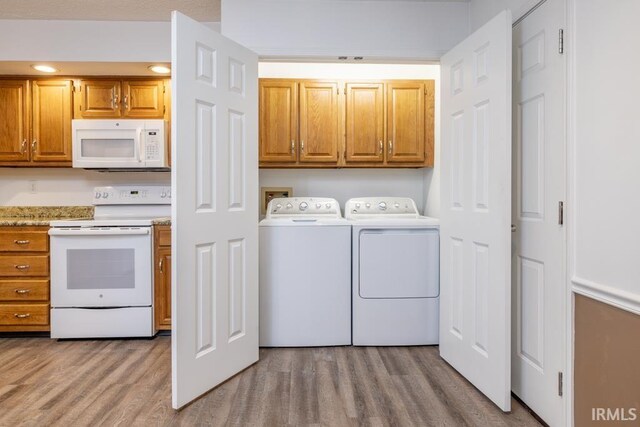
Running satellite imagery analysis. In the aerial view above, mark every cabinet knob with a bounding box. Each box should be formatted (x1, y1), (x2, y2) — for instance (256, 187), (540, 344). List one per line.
(21, 139), (27, 154)
(31, 140), (37, 153)
(300, 140), (305, 153)
(113, 94), (119, 109)
(123, 95), (129, 110)
(290, 140), (295, 154)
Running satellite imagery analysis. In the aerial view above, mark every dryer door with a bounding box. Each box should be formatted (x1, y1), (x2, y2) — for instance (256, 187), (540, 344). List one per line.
(358, 229), (439, 299)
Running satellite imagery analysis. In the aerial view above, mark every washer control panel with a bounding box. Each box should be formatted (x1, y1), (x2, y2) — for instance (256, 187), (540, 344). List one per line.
(266, 197), (341, 218)
(345, 197), (420, 219)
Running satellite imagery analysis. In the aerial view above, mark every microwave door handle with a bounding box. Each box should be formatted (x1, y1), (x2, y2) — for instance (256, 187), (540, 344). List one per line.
(138, 129), (144, 163)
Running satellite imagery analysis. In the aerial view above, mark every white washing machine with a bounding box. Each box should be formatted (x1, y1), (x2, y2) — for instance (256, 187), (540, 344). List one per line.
(346, 197), (440, 346)
(259, 197), (351, 347)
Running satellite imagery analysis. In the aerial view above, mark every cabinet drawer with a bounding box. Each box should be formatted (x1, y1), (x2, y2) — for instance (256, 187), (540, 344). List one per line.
(0, 303), (49, 326)
(0, 229), (48, 252)
(0, 255), (49, 277)
(156, 227), (171, 247)
(0, 279), (49, 302)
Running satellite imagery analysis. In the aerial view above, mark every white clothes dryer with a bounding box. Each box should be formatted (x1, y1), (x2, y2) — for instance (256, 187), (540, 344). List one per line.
(259, 197), (351, 347)
(346, 197), (440, 346)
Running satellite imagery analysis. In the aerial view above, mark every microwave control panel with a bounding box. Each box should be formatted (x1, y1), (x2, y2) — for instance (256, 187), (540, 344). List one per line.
(144, 130), (162, 161)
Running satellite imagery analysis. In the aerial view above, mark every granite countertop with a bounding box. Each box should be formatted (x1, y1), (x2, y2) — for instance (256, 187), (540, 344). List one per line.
(0, 206), (94, 226)
(152, 217), (171, 226)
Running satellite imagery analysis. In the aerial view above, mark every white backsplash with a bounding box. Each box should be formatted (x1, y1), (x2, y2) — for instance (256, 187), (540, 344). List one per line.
(0, 168), (170, 206)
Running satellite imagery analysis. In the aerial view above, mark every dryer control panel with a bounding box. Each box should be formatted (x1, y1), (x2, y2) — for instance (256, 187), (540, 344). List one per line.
(266, 197), (342, 218)
(345, 197), (420, 219)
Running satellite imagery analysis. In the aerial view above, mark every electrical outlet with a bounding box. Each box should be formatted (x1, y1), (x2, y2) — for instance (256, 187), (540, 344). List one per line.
(29, 180), (38, 194)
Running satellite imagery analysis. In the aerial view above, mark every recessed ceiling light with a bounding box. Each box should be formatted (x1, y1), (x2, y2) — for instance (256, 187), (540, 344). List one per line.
(31, 64), (58, 73)
(148, 65), (171, 74)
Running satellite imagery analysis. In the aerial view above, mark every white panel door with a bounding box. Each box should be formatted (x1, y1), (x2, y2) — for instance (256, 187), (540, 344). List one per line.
(440, 10), (512, 411)
(512, 0), (566, 425)
(171, 11), (259, 409)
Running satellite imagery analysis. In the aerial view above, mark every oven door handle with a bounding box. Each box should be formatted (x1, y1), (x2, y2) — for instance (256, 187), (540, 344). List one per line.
(48, 228), (151, 236)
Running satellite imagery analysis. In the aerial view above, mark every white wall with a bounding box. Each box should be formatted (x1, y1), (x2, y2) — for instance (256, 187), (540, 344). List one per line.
(468, 0), (540, 32)
(259, 62), (439, 216)
(0, 20), (220, 62)
(223, 0), (469, 60)
(260, 168), (426, 214)
(0, 169), (170, 206)
(570, 0), (640, 311)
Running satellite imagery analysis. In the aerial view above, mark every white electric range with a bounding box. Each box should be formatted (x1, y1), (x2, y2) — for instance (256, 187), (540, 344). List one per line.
(48, 185), (171, 339)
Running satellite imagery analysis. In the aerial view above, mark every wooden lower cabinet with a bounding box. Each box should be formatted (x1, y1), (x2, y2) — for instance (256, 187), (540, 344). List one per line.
(0, 226), (50, 332)
(154, 225), (172, 331)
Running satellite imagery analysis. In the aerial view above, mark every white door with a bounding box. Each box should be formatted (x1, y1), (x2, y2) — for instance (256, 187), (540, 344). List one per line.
(440, 10), (513, 411)
(171, 11), (259, 409)
(512, 0), (566, 424)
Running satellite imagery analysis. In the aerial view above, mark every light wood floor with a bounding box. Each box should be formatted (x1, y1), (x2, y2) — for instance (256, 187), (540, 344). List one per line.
(0, 336), (541, 426)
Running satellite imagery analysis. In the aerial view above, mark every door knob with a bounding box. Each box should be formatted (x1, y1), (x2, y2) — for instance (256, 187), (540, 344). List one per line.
(511, 224), (516, 232)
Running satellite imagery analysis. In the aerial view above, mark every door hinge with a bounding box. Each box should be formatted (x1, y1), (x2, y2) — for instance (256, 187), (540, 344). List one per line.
(558, 29), (564, 54)
(558, 201), (564, 225)
(558, 372), (564, 397)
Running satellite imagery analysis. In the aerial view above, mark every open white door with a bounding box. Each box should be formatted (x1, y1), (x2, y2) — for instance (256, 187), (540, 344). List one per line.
(439, 10), (512, 411)
(171, 12), (259, 409)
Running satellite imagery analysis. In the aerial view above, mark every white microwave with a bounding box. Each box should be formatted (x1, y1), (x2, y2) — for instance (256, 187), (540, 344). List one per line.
(72, 119), (168, 169)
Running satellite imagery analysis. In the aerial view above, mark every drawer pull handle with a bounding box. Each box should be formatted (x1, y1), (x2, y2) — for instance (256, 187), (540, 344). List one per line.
(14, 313), (31, 319)
(15, 289), (31, 295)
(159, 259), (164, 273)
(14, 265), (30, 270)
(14, 240), (30, 245)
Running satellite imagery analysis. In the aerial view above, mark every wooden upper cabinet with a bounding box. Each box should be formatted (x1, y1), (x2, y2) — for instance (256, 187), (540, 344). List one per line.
(299, 81), (339, 163)
(345, 83), (384, 163)
(259, 80), (298, 163)
(387, 82), (425, 163)
(0, 80), (29, 162)
(75, 79), (165, 119)
(77, 80), (121, 118)
(122, 80), (165, 118)
(31, 80), (72, 163)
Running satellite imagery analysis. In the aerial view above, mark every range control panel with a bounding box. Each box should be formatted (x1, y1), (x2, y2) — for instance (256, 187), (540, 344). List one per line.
(345, 197), (420, 219)
(266, 197), (341, 218)
(92, 186), (172, 205)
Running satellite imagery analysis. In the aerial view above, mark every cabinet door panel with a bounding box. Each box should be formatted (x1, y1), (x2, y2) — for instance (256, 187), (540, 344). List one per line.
(0, 80), (29, 162)
(299, 81), (339, 163)
(32, 80), (72, 163)
(123, 80), (165, 118)
(154, 247), (172, 330)
(346, 83), (384, 163)
(77, 80), (121, 118)
(259, 80), (298, 163)
(387, 82), (425, 163)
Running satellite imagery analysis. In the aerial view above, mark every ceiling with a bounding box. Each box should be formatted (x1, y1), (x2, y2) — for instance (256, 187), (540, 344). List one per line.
(0, 0), (220, 22)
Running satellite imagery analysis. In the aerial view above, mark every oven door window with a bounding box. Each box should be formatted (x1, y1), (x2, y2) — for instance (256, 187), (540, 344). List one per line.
(67, 248), (135, 290)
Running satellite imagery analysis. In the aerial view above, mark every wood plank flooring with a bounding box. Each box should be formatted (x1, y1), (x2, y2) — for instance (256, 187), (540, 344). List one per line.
(0, 337), (541, 426)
